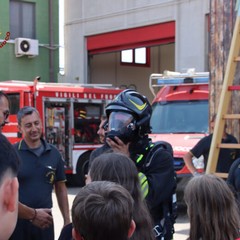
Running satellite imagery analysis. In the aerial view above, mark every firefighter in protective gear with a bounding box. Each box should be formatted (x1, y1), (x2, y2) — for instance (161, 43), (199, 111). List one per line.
(105, 89), (176, 240)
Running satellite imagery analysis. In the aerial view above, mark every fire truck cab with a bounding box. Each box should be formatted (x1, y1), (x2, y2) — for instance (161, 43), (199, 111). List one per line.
(149, 69), (209, 178)
(0, 79), (122, 186)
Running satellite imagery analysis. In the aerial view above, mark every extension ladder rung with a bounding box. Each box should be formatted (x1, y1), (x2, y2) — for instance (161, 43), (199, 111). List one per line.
(228, 85), (240, 90)
(218, 143), (240, 149)
(223, 114), (240, 119)
(234, 56), (240, 61)
(214, 172), (228, 179)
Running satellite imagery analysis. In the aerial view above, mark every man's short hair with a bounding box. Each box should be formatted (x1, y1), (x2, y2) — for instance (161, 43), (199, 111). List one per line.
(0, 133), (19, 183)
(72, 181), (134, 240)
(17, 106), (40, 125)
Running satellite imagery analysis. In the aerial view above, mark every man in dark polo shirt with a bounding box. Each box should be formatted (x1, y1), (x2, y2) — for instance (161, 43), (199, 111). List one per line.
(183, 115), (239, 175)
(0, 91), (53, 229)
(10, 106), (70, 240)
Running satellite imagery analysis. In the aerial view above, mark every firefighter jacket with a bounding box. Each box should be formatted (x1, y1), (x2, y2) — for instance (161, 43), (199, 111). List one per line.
(129, 137), (176, 223)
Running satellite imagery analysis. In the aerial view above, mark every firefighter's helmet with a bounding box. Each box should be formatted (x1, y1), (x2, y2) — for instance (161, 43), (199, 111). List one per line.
(105, 89), (152, 143)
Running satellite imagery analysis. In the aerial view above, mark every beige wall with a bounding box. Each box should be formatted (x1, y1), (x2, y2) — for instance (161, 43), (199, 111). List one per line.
(64, 0), (209, 86)
(89, 43), (175, 102)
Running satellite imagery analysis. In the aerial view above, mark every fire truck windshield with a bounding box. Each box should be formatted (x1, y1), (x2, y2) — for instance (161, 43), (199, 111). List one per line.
(150, 100), (208, 133)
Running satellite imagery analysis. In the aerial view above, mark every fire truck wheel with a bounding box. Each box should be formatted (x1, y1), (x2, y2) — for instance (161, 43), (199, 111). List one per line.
(74, 151), (91, 187)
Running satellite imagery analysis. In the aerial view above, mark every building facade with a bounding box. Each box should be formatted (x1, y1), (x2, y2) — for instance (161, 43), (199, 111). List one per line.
(64, 0), (209, 100)
(0, 0), (59, 82)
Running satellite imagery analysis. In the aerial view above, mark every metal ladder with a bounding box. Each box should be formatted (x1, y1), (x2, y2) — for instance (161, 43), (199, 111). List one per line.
(206, 5), (240, 178)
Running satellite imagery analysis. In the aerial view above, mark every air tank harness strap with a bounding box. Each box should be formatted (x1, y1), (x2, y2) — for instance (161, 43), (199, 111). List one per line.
(137, 143), (154, 198)
(136, 143), (154, 163)
(138, 172), (149, 198)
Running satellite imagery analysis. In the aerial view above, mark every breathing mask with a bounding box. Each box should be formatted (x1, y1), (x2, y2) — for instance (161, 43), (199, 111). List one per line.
(106, 111), (137, 144)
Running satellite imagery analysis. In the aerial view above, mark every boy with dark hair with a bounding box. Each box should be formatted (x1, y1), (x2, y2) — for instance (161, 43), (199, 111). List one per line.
(0, 133), (19, 240)
(72, 181), (136, 240)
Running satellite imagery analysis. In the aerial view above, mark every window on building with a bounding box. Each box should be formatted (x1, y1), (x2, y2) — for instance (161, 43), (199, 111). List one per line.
(10, 0), (36, 39)
(121, 47), (150, 66)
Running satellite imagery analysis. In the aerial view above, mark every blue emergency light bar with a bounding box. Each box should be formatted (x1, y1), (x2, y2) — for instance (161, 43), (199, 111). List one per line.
(157, 76), (209, 85)
(149, 70), (209, 97)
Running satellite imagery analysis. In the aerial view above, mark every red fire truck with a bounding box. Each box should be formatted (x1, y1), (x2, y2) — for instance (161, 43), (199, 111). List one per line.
(149, 69), (209, 180)
(0, 79), (122, 186)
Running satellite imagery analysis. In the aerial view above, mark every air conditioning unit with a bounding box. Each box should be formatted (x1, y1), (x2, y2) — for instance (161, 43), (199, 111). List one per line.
(15, 38), (39, 58)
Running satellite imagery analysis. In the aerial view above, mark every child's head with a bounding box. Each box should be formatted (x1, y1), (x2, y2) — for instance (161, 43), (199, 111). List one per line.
(88, 152), (141, 200)
(72, 181), (135, 240)
(0, 133), (19, 240)
(184, 174), (240, 240)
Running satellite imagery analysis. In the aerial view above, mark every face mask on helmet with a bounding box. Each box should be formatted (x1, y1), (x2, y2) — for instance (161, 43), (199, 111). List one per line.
(105, 90), (152, 136)
(106, 111), (137, 144)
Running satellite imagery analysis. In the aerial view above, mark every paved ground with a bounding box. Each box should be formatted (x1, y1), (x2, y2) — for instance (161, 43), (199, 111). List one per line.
(52, 187), (190, 240)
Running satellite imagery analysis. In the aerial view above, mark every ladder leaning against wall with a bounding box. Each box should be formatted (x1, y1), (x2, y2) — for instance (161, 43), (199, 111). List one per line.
(206, 4), (240, 178)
